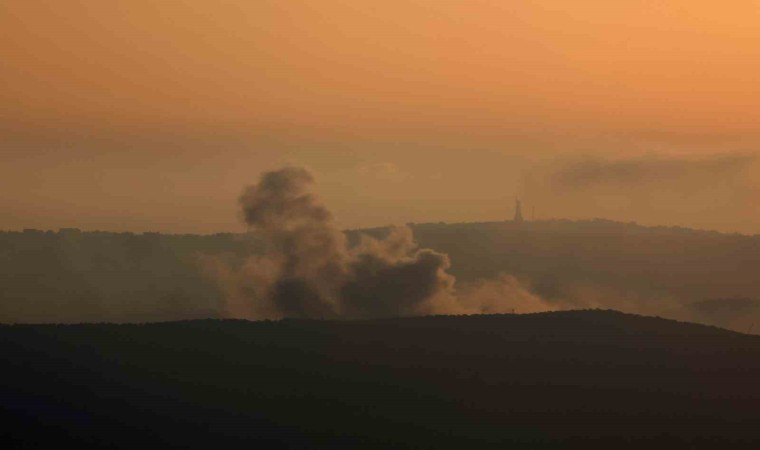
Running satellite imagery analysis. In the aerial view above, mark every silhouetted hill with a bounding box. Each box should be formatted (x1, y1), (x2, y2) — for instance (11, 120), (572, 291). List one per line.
(2, 310), (759, 449)
(403, 219), (760, 298)
(0, 229), (247, 322)
(364, 220), (760, 330)
(2, 219), (760, 328)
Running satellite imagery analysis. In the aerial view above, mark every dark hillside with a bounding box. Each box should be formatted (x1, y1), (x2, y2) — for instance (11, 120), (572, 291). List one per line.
(2, 310), (759, 449)
(405, 220), (760, 300)
(4, 220), (759, 327)
(408, 220), (760, 330)
(0, 230), (249, 322)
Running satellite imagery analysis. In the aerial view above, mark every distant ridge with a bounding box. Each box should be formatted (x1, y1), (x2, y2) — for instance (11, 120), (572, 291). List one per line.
(2, 220), (759, 329)
(9, 309), (748, 336)
(5, 216), (759, 237)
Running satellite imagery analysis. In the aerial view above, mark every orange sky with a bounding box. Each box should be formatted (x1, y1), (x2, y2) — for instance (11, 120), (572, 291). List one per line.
(2, 1), (759, 233)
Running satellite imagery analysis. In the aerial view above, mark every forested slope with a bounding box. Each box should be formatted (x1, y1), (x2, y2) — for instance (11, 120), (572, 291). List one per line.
(2, 311), (759, 449)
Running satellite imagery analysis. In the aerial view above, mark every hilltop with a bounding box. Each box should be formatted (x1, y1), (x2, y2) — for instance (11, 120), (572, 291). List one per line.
(2, 219), (759, 329)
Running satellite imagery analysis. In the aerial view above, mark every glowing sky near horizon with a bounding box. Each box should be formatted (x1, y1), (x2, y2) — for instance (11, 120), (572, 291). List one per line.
(2, 1), (759, 233)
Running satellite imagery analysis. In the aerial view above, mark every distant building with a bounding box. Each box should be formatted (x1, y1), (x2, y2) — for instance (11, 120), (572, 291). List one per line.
(514, 199), (524, 223)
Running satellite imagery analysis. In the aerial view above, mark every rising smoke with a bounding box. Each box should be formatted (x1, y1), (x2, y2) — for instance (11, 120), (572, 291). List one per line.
(205, 167), (482, 319)
(0, 165), (753, 328)
(550, 154), (755, 190)
(208, 166), (738, 323)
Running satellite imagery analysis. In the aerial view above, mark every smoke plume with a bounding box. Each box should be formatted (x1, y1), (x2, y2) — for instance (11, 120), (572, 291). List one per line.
(206, 167), (477, 319)
(207, 166), (756, 326)
(550, 154), (754, 190)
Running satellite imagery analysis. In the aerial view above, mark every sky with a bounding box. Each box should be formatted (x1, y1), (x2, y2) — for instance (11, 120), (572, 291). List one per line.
(2, 1), (759, 234)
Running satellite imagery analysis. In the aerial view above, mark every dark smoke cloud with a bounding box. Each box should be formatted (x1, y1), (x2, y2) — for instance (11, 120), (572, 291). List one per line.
(210, 167), (460, 319)
(213, 166), (745, 323)
(551, 154), (754, 189)
(238, 167), (347, 317)
(342, 228), (454, 318)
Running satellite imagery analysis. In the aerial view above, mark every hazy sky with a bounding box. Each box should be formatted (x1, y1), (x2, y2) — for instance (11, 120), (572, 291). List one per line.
(2, 1), (759, 233)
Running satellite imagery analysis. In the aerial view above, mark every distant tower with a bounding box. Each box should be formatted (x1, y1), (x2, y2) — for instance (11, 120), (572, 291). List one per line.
(514, 198), (524, 223)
